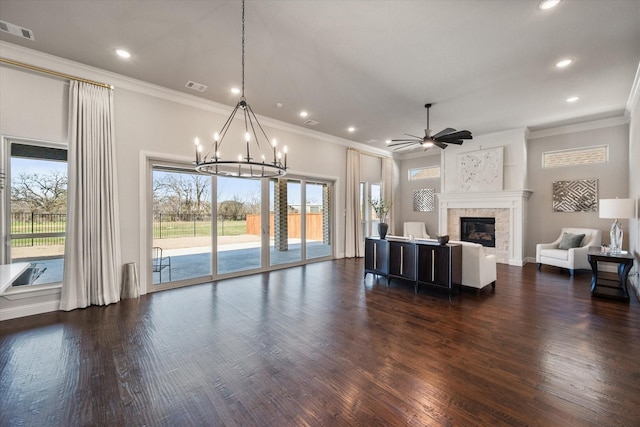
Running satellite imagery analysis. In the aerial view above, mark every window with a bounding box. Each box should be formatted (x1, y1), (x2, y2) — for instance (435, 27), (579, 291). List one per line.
(360, 182), (381, 238)
(7, 140), (67, 287)
(543, 145), (608, 168)
(408, 166), (440, 181)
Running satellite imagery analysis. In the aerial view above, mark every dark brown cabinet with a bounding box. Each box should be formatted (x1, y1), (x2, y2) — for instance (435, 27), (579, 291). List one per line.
(364, 238), (389, 279)
(388, 241), (417, 282)
(417, 243), (462, 295)
(364, 238), (462, 298)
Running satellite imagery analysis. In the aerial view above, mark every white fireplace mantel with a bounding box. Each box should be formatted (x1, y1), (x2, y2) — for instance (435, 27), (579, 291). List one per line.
(437, 190), (533, 266)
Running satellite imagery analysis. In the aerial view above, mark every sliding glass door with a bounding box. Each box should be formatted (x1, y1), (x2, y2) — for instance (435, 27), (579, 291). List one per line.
(270, 178), (302, 266)
(216, 176), (261, 275)
(150, 163), (333, 287)
(152, 167), (212, 284)
(306, 181), (332, 259)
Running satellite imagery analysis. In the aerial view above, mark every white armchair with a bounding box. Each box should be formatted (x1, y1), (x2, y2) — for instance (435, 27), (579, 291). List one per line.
(536, 227), (602, 276)
(403, 222), (430, 239)
(450, 240), (497, 293)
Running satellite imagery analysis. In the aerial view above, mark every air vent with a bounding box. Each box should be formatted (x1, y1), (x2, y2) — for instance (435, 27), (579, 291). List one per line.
(304, 119), (319, 126)
(0, 20), (35, 40)
(185, 81), (207, 92)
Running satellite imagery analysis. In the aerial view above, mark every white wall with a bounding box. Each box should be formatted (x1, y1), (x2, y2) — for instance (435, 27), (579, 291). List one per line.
(397, 154), (440, 237)
(441, 128), (528, 193)
(525, 122), (629, 260)
(628, 83), (640, 295)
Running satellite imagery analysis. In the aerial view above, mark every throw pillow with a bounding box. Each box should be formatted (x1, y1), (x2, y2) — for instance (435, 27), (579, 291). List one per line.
(558, 232), (585, 250)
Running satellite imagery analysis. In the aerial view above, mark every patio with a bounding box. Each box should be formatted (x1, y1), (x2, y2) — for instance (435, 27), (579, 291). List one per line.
(15, 239), (332, 286)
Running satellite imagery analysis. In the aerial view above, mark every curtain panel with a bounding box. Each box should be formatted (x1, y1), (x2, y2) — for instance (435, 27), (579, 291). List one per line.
(345, 148), (363, 257)
(60, 81), (122, 311)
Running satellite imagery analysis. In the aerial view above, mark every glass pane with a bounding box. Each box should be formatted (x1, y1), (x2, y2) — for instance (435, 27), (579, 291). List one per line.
(370, 183), (381, 237)
(270, 178), (302, 266)
(217, 176), (261, 275)
(10, 155), (66, 286)
(306, 182), (332, 259)
(152, 169), (212, 283)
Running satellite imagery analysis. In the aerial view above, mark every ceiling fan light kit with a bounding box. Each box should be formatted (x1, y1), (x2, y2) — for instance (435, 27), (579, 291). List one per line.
(389, 103), (473, 151)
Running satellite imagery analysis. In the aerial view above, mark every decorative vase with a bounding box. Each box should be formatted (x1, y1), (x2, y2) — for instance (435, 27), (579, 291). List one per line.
(437, 235), (449, 245)
(378, 223), (389, 240)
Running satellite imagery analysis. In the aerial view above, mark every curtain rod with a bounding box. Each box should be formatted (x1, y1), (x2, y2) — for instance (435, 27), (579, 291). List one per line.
(0, 57), (113, 89)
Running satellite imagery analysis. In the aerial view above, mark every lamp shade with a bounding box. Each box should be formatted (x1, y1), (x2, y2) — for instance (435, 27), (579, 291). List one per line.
(599, 198), (636, 219)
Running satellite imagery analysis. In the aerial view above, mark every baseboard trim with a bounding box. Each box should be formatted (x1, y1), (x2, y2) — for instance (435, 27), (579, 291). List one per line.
(0, 300), (59, 321)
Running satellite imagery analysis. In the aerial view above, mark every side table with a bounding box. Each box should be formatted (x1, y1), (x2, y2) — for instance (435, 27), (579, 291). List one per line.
(587, 247), (634, 302)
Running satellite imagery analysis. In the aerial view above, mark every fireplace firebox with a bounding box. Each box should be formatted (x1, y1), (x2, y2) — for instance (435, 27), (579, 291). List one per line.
(460, 217), (496, 247)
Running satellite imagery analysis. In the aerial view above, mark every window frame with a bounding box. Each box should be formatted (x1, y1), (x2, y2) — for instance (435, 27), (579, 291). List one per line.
(3, 137), (68, 289)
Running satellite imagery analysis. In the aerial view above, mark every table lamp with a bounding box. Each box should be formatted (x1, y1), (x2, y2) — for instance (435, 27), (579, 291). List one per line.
(599, 198), (636, 253)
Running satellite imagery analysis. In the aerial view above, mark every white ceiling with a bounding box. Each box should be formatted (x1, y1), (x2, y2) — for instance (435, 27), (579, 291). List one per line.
(1, 0), (639, 153)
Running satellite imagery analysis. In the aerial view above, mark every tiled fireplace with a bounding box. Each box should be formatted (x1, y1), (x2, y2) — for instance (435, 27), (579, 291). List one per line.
(437, 190), (532, 265)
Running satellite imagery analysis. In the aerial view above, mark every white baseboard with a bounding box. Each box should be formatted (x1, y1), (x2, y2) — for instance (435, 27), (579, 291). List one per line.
(0, 300), (60, 321)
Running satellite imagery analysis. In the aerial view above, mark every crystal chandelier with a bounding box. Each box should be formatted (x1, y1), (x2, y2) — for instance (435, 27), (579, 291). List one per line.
(194, 0), (288, 179)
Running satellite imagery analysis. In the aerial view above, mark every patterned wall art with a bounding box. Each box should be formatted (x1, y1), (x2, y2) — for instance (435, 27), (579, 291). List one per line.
(457, 147), (503, 191)
(552, 179), (598, 212)
(413, 188), (435, 212)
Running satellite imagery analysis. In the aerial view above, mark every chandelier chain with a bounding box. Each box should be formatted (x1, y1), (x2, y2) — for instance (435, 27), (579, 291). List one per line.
(241, 0), (245, 98)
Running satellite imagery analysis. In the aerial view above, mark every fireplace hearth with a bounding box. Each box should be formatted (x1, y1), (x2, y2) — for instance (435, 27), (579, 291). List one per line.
(460, 217), (496, 247)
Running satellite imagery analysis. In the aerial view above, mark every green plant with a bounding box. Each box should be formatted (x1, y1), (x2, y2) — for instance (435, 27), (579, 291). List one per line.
(369, 198), (392, 223)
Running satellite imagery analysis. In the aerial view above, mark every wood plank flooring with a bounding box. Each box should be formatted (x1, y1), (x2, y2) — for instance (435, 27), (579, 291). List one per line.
(1, 259), (639, 426)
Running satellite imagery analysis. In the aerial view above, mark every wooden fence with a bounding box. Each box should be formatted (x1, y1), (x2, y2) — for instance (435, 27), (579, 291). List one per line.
(246, 213), (325, 240)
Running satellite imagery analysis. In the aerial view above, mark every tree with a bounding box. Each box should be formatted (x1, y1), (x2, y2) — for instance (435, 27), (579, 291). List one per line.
(218, 197), (245, 221)
(11, 171), (67, 213)
(153, 173), (211, 216)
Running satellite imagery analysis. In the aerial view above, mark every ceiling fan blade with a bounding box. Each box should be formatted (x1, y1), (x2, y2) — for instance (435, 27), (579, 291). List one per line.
(391, 138), (420, 142)
(405, 133), (424, 140)
(433, 140), (448, 150)
(432, 127), (457, 139)
(443, 139), (464, 145)
(388, 141), (419, 147)
(435, 130), (472, 142)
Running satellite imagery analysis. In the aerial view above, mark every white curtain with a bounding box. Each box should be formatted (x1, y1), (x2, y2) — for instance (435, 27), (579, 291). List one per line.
(60, 81), (122, 311)
(381, 157), (397, 235)
(345, 148), (363, 257)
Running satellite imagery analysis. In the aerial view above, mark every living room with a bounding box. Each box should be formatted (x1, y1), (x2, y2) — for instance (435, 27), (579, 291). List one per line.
(0, 1), (639, 423)
(1, 1), (638, 320)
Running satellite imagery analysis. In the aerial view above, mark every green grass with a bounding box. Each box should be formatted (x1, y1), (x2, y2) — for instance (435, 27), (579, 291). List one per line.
(10, 221), (66, 234)
(153, 220), (247, 239)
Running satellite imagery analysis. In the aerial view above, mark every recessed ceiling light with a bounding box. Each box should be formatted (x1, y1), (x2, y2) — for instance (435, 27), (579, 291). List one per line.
(115, 49), (131, 59)
(555, 58), (574, 68)
(539, 0), (561, 10)
(347, 127), (356, 133)
(299, 111), (308, 118)
(230, 87), (241, 95)
(566, 96), (580, 103)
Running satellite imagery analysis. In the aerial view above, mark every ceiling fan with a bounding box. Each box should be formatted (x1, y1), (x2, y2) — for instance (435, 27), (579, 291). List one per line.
(389, 103), (472, 150)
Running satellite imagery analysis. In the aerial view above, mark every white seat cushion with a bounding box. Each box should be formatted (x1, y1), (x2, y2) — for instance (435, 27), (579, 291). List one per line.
(540, 249), (569, 261)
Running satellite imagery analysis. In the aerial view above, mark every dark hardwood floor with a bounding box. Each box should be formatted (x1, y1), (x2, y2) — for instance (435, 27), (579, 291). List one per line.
(1, 259), (639, 426)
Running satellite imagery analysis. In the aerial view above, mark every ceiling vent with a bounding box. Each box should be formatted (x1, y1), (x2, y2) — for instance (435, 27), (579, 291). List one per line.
(0, 20), (35, 41)
(185, 81), (207, 92)
(304, 119), (319, 126)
